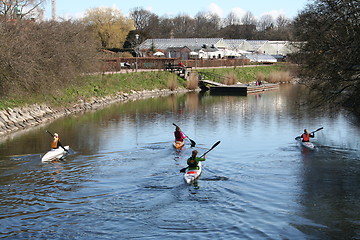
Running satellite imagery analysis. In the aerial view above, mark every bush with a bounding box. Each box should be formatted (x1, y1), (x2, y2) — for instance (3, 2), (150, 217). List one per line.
(186, 72), (199, 90)
(223, 72), (237, 85)
(267, 71), (292, 83)
(167, 75), (178, 91)
(256, 72), (265, 82)
(0, 20), (99, 97)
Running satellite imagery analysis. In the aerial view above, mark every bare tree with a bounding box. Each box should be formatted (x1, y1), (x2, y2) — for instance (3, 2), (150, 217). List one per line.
(241, 11), (257, 25)
(257, 14), (274, 32)
(293, 0), (360, 114)
(276, 15), (291, 29)
(172, 14), (196, 38)
(239, 11), (257, 39)
(0, 20), (98, 96)
(224, 11), (241, 26)
(156, 17), (174, 38)
(129, 7), (155, 30)
(194, 11), (221, 37)
(0, 0), (45, 20)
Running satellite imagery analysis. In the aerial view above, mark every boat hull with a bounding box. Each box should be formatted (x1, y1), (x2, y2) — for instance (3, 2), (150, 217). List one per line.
(41, 146), (69, 162)
(296, 137), (315, 150)
(173, 141), (185, 150)
(183, 162), (202, 184)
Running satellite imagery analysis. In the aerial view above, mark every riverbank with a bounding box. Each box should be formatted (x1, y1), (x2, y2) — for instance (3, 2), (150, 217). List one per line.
(0, 65), (294, 138)
(0, 88), (189, 138)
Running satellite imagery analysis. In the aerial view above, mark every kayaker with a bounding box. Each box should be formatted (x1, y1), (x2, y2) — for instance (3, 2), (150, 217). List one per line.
(300, 129), (314, 142)
(51, 133), (60, 149)
(187, 150), (205, 170)
(174, 126), (186, 142)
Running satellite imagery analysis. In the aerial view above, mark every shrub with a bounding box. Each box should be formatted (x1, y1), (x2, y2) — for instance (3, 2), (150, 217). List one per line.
(256, 72), (265, 82)
(167, 75), (178, 91)
(223, 72), (237, 85)
(267, 71), (292, 83)
(0, 20), (99, 97)
(186, 72), (199, 90)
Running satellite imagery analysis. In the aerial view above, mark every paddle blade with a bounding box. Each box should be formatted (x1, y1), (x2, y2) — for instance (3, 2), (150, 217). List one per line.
(46, 130), (54, 137)
(180, 167), (187, 173)
(314, 127), (324, 132)
(189, 139), (196, 147)
(210, 141), (221, 150)
(200, 141), (221, 158)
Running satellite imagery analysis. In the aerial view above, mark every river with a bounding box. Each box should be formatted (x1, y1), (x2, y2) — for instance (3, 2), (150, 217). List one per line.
(0, 84), (359, 239)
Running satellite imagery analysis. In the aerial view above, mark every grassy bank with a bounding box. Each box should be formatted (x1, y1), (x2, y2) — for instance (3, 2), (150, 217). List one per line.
(198, 64), (295, 83)
(0, 71), (185, 109)
(0, 64), (295, 110)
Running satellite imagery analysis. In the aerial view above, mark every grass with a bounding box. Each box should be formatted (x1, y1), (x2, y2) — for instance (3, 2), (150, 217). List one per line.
(0, 64), (297, 110)
(0, 71), (186, 109)
(199, 64), (294, 83)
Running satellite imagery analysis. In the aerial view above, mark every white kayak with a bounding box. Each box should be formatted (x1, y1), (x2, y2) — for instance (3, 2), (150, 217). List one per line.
(295, 137), (315, 150)
(41, 146), (69, 162)
(183, 161), (202, 184)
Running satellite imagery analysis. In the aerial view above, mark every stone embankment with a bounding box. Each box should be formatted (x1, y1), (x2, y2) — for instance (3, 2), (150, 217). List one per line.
(0, 89), (187, 137)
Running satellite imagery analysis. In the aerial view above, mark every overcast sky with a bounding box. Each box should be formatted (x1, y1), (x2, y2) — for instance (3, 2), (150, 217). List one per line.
(45, 0), (310, 20)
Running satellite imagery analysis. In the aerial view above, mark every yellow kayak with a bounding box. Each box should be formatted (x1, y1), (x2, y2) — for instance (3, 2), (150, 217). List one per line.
(173, 141), (185, 150)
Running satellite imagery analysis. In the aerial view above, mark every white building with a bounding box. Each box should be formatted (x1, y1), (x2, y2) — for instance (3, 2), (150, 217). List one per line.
(137, 38), (302, 62)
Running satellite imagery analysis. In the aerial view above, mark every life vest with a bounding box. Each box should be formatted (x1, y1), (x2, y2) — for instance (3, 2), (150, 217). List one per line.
(187, 158), (197, 168)
(174, 131), (183, 141)
(302, 133), (310, 142)
(51, 137), (59, 149)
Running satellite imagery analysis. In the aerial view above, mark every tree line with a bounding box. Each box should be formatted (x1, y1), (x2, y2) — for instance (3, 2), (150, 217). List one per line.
(125, 7), (293, 49)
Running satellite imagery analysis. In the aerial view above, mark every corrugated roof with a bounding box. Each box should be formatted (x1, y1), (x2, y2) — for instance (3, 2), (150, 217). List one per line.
(224, 39), (247, 44)
(223, 39), (247, 50)
(246, 40), (269, 51)
(138, 38), (224, 51)
(246, 54), (277, 62)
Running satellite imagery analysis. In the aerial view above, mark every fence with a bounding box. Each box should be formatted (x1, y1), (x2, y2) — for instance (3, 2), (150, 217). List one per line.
(99, 57), (250, 72)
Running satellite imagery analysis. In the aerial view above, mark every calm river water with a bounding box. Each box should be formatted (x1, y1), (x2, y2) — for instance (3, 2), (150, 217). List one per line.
(0, 84), (360, 239)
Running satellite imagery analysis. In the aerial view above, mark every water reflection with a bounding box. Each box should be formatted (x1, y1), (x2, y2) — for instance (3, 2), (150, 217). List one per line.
(297, 146), (360, 239)
(1, 84), (360, 239)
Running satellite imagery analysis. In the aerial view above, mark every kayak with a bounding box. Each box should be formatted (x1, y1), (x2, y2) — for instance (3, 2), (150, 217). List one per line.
(173, 141), (185, 150)
(41, 146), (69, 162)
(295, 137), (315, 150)
(183, 161), (202, 184)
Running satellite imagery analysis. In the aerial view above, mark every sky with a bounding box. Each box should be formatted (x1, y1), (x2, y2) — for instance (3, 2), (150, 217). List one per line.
(44, 0), (310, 21)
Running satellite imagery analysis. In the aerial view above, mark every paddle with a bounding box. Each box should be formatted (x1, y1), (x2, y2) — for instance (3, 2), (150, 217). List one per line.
(180, 141), (221, 173)
(46, 130), (68, 152)
(295, 127), (323, 140)
(172, 123), (196, 147)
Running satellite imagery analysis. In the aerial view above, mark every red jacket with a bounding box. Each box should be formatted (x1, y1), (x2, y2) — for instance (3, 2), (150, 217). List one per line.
(301, 132), (314, 142)
(174, 130), (186, 141)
